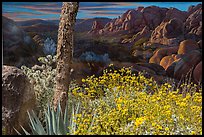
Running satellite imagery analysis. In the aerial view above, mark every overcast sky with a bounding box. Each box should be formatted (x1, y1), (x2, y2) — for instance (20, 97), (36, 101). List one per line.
(2, 2), (202, 21)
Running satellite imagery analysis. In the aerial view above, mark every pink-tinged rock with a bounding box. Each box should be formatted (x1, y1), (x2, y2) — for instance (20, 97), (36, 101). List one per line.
(193, 61), (202, 84)
(174, 50), (202, 80)
(141, 6), (167, 29)
(137, 6), (144, 12)
(188, 4), (202, 15)
(164, 8), (188, 22)
(2, 65), (36, 135)
(163, 18), (184, 38)
(185, 4), (202, 40)
(150, 18), (184, 46)
(149, 46), (178, 64)
(174, 54), (183, 60)
(160, 55), (175, 70)
(177, 39), (199, 54)
(88, 21), (104, 34)
(166, 60), (179, 77)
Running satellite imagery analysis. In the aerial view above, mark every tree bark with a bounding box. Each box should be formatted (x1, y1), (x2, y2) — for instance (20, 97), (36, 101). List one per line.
(53, 2), (79, 111)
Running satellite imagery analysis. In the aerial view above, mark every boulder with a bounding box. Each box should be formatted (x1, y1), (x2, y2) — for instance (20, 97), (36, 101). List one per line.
(160, 55), (175, 70)
(174, 50), (202, 80)
(141, 6), (167, 29)
(177, 39), (199, 54)
(133, 64), (156, 75)
(149, 46), (178, 64)
(136, 63), (166, 75)
(166, 60), (179, 77)
(163, 18), (184, 39)
(164, 8), (188, 22)
(2, 65), (36, 135)
(150, 18), (184, 46)
(193, 61), (202, 84)
(185, 4), (202, 40)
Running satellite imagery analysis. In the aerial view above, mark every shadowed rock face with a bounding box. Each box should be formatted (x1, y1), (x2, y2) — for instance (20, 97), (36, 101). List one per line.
(2, 65), (36, 135)
(88, 21), (104, 34)
(3, 16), (38, 67)
(149, 46), (179, 64)
(174, 50), (202, 81)
(185, 4), (202, 41)
(150, 18), (185, 46)
(88, 6), (169, 36)
(177, 39), (199, 54)
(193, 61), (202, 84)
(2, 16), (32, 48)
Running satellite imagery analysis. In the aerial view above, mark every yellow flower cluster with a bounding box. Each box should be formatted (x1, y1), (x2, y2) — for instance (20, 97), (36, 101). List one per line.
(70, 66), (202, 135)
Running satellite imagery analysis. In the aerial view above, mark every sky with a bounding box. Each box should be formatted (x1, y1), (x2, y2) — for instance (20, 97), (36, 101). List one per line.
(2, 2), (202, 21)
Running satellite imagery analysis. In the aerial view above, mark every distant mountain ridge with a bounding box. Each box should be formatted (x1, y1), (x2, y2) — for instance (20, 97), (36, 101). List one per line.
(16, 19), (56, 26)
(15, 18), (111, 33)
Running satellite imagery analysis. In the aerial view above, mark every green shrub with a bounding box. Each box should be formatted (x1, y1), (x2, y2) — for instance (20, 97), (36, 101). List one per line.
(134, 37), (148, 47)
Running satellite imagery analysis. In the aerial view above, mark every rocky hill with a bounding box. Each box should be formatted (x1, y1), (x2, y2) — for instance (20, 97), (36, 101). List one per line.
(2, 16), (40, 67)
(87, 4), (202, 84)
(88, 4), (202, 45)
(75, 17), (111, 32)
(2, 3), (202, 84)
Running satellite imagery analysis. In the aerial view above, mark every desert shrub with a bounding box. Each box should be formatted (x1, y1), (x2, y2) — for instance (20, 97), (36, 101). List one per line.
(21, 55), (80, 123)
(43, 37), (56, 55)
(131, 37), (149, 54)
(21, 55), (57, 121)
(133, 37), (148, 47)
(2, 127), (6, 135)
(79, 51), (111, 64)
(16, 93), (81, 135)
(71, 66), (202, 135)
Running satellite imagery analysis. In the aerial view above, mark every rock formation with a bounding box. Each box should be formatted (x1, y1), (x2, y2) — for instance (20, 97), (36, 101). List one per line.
(2, 65), (36, 135)
(150, 18), (185, 46)
(174, 50), (202, 80)
(33, 35), (44, 47)
(2, 16), (38, 67)
(177, 39), (199, 54)
(88, 21), (104, 34)
(193, 61), (202, 84)
(88, 6), (168, 35)
(185, 4), (202, 41)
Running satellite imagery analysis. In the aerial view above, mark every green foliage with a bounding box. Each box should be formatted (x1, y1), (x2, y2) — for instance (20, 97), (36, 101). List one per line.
(16, 100), (81, 135)
(130, 37), (149, 55)
(2, 127), (6, 135)
(133, 37), (148, 48)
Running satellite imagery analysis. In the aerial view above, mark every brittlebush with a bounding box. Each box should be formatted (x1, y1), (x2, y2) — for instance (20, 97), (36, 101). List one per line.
(71, 65), (202, 135)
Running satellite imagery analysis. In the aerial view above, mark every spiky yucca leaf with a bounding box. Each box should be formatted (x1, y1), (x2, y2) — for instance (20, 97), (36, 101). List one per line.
(17, 101), (80, 135)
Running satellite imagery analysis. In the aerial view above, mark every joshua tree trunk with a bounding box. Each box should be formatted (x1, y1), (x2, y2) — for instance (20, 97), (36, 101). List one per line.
(53, 2), (79, 111)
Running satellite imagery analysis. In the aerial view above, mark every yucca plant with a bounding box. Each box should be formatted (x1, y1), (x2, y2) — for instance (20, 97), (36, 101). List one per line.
(15, 101), (81, 135)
